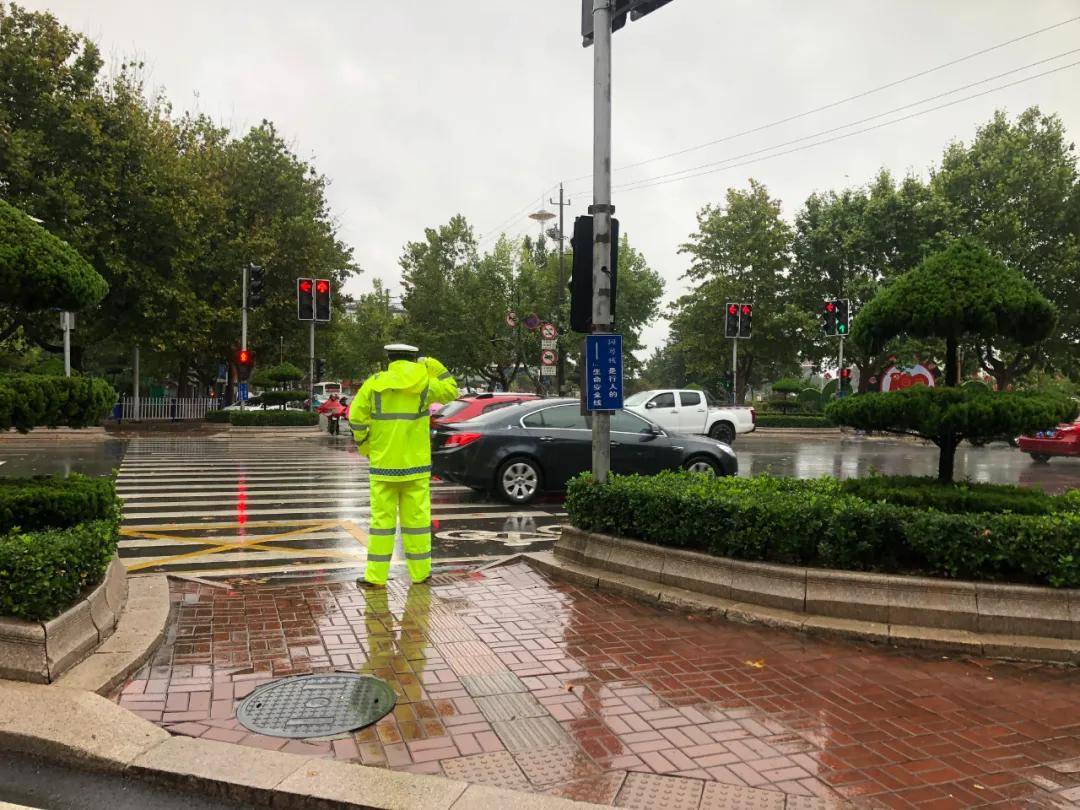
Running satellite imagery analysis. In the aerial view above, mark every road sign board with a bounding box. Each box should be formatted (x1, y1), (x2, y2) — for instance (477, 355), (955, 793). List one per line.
(584, 334), (623, 412)
(541, 349), (557, 366)
(506, 312), (518, 327)
(217, 363), (227, 381)
(541, 366), (557, 376)
(540, 322), (557, 340)
(238, 382), (249, 402)
(524, 313), (541, 331)
(541, 339), (557, 350)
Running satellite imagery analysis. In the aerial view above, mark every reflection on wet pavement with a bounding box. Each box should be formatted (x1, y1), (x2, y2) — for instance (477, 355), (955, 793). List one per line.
(117, 564), (1080, 808)
(0, 438), (127, 478)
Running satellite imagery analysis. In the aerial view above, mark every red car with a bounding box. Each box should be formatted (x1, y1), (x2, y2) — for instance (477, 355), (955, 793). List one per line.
(1018, 420), (1080, 463)
(432, 393), (541, 428)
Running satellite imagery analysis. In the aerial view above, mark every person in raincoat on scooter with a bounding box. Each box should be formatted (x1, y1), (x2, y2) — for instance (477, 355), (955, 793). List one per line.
(347, 344), (457, 586)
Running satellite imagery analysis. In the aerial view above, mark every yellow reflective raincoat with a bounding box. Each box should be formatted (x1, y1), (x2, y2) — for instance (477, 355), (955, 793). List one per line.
(348, 357), (457, 584)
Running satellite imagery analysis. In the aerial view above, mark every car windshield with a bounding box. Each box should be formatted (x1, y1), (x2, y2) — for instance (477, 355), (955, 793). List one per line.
(623, 391), (652, 406)
(435, 400), (472, 419)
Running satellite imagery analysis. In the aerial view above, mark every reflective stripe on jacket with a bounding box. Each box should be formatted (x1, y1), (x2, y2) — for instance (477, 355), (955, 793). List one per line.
(347, 357), (458, 481)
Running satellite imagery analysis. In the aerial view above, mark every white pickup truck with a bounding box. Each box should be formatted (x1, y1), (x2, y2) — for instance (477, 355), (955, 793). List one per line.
(624, 389), (755, 444)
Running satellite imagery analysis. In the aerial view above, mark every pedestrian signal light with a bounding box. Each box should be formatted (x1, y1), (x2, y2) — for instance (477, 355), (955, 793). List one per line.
(315, 279), (331, 322)
(236, 349), (253, 380)
(248, 264), (265, 309)
(568, 215), (619, 333)
(836, 298), (850, 335)
(724, 303), (740, 338)
(822, 300), (836, 335)
(738, 303), (753, 339)
(297, 277), (314, 321)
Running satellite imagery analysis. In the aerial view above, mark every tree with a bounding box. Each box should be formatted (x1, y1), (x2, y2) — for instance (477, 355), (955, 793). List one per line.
(326, 281), (402, 382)
(674, 180), (811, 403)
(835, 238), (1061, 480)
(931, 108), (1080, 386)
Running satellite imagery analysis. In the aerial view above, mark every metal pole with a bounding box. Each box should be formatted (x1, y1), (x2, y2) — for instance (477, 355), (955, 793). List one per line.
(240, 265), (248, 411)
(62, 312), (71, 377)
(551, 182), (569, 396)
(732, 339), (738, 406)
(133, 346), (140, 422)
(309, 321), (316, 412)
(838, 336), (845, 398)
(590, 0), (613, 484)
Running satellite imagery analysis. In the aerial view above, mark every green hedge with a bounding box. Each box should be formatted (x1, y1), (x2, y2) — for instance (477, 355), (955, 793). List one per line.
(260, 390), (308, 407)
(0, 517), (119, 620)
(204, 409), (230, 423)
(229, 410), (317, 426)
(755, 414), (834, 428)
(566, 473), (1080, 588)
(838, 475), (1069, 516)
(0, 374), (116, 432)
(0, 474), (120, 532)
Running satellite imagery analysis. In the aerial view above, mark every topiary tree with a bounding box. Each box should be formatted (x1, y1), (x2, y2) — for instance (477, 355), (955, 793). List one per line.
(797, 387), (823, 414)
(251, 363), (306, 410)
(830, 239), (1070, 480)
(0, 201), (114, 431)
(770, 378), (804, 413)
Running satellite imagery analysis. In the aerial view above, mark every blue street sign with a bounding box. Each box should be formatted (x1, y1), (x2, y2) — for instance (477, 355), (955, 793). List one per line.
(217, 363), (227, 381)
(238, 382), (249, 402)
(585, 334), (623, 412)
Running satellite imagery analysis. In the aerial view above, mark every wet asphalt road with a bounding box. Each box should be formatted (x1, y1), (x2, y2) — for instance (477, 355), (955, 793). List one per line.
(0, 430), (1076, 583)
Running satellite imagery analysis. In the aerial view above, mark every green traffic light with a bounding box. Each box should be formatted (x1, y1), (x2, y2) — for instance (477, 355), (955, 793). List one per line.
(838, 325), (846, 333)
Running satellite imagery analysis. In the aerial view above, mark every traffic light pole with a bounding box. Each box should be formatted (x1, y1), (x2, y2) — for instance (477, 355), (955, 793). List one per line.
(731, 339), (738, 406)
(549, 182), (570, 396)
(240, 264), (248, 411)
(838, 336), (845, 397)
(590, 0), (613, 484)
(309, 321), (316, 413)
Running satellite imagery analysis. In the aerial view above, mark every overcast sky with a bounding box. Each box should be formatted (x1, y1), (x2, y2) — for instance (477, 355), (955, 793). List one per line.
(26, 0), (1080, 355)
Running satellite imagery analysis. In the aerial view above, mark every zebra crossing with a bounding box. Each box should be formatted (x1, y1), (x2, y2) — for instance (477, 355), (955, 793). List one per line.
(116, 437), (565, 580)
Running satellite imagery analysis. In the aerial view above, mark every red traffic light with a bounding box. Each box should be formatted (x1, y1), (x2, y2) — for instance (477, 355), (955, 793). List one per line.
(840, 368), (851, 379)
(825, 302), (835, 312)
(728, 304), (737, 315)
(741, 304), (751, 315)
(238, 350), (250, 365)
(299, 279), (313, 293)
(316, 280), (330, 294)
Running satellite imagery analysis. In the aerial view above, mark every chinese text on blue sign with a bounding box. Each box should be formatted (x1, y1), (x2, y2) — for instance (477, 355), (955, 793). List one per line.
(238, 382), (249, 402)
(585, 334), (623, 412)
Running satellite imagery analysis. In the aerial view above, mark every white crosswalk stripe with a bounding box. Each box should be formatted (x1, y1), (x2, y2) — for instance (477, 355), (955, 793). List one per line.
(117, 437), (563, 579)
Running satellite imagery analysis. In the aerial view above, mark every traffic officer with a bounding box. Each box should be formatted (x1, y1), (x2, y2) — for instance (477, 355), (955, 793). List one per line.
(348, 343), (458, 586)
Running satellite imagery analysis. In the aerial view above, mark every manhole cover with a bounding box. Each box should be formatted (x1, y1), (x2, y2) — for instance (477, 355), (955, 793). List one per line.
(235, 674), (396, 738)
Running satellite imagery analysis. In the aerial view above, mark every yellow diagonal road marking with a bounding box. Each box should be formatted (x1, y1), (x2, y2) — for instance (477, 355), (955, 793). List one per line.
(121, 518), (337, 532)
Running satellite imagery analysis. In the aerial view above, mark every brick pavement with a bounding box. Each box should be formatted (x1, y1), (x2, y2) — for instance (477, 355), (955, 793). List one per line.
(114, 564), (1080, 808)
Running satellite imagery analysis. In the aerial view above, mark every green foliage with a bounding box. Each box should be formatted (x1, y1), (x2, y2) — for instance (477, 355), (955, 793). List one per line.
(851, 238), (1055, 355)
(229, 410), (317, 426)
(0, 199), (107, 312)
(796, 388), (823, 413)
(0, 474), (119, 532)
(566, 473), (1080, 588)
(204, 409), (230, 423)
(0, 517), (119, 620)
(826, 386), (1076, 446)
(0, 374), (115, 432)
(259, 390), (307, 407)
(756, 414), (833, 428)
(770, 378), (804, 395)
(260, 363), (305, 384)
(962, 379), (991, 392)
(838, 476), (1070, 516)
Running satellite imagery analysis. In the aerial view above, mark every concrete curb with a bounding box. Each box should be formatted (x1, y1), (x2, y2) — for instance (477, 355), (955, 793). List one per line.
(0, 681), (606, 810)
(1, 427), (109, 441)
(56, 575), (170, 695)
(532, 532), (1080, 664)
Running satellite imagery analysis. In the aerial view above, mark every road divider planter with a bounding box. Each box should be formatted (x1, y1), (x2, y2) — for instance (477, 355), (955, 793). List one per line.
(554, 472), (1080, 661)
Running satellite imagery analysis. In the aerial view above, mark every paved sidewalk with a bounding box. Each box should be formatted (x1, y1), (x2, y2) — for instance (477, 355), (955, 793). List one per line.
(114, 564), (1080, 808)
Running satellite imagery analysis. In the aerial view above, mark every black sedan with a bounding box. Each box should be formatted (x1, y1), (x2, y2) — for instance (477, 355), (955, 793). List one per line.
(432, 398), (737, 504)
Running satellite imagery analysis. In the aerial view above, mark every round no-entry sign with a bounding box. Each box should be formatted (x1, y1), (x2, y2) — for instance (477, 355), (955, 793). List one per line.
(541, 349), (557, 366)
(540, 322), (557, 340)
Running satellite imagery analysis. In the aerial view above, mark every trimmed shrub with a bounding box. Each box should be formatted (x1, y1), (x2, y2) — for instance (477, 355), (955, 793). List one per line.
(229, 410), (317, 427)
(756, 414), (834, 428)
(839, 475), (1066, 516)
(796, 388), (823, 413)
(0, 374), (116, 432)
(260, 390), (308, 407)
(204, 409), (230, 423)
(0, 474), (120, 532)
(566, 472), (1080, 587)
(0, 517), (119, 620)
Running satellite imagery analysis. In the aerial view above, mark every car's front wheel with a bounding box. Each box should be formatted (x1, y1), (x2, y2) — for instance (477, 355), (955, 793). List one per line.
(708, 421), (735, 444)
(1030, 453), (1051, 464)
(684, 455), (720, 476)
(496, 457), (542, 504)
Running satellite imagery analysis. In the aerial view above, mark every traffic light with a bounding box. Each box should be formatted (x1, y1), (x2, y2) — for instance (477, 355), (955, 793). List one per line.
(297, 278), (314, 321)
(723, 370), (734, 391)
(569, 215), (619, 333)
(314, 279), (331, 322)
(822, 300), (836, 335)
(839, 366), (852, 395)
(248, 265), (265, 309)
(724, 303), (740, 338)
(738, 303), (753, 339)
(836, 298), (850, 336)
(581, 0), (675, 46)
(236, 349), (253, 380)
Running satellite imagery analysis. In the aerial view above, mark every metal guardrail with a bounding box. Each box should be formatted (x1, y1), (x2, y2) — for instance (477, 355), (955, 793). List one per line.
(118, 396), (219, 421)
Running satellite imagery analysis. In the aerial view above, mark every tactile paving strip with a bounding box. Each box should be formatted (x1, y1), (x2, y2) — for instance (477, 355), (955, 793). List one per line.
(447, 655), (509, 676)
(440, 750), (530, 790)
(461, 672), (528, 697)
(547, 772), (627, 805)
(235, 673), (395, 738)
(475, 692), (548, 722)
(782, 796), (838, 810)
(699, 782), (787, 810)
(492, 716), (570, 753)
(615, 772), (705, 810)
(515, 746), (602, 786)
